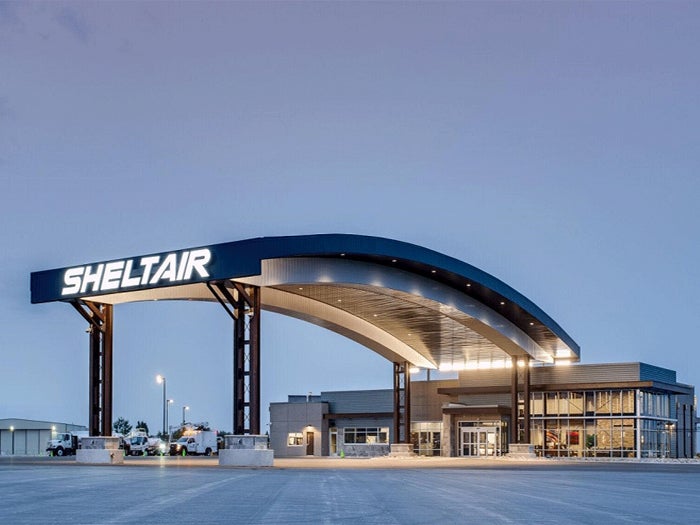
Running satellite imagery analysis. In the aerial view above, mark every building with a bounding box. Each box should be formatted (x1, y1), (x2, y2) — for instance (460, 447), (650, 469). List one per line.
(271, 362), (696, 459)
(0, 419), (87, 456)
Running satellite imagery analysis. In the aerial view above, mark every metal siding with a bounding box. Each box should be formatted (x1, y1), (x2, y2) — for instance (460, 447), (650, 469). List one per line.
(532, 363), (641, 384)
(457, 369), (512, 387)
(335, 418), (393, 429)
(412, 379), (458, 420)
(639, 363), (677, 383)
(26, 430), (40, 455)
(322, 390), (393, 413)
(456, 394), (511, 406)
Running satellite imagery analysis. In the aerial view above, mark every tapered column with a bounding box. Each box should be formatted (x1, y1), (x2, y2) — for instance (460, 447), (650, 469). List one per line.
(523, 357), (531, 443)
(393, 361), (411, 443)
(511, 356), (518, 444)
(73, 301), (113, 436)
(209, 281), (261, 435)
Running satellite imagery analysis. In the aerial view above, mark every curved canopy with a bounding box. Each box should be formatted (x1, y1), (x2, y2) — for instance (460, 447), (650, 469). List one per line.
(31, 234), (580, 369)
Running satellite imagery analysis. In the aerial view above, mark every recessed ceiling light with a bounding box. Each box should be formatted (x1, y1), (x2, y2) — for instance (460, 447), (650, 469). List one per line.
(431, 270), (436, 274)
(466, 283), (471, 287)
(391, 259), (397, 263)
(500, 301), (505, 305)
(529, 322), (534, 326)
(340, 253), (345, 257)
(337, 299), (342, 303)
(298, 287), (303, 291)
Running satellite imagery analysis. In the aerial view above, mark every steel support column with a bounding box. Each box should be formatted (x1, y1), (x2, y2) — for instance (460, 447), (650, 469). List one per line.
(208, 281), (261, 435)
(393, 361), (411, 444)
(510, 356), (518, 444)
(71, 300), (113, 436)
(523, 356), (531, 443)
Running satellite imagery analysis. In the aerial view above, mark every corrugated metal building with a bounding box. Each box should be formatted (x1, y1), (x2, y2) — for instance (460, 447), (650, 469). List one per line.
(0, 419), (87, 456)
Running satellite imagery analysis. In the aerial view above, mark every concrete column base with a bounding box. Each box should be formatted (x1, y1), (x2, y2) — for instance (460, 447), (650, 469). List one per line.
(76, 449), (124, 464)
(389, 443), (415, 457)
(218, 449), (274, 467)
(508, 443), (536, 458)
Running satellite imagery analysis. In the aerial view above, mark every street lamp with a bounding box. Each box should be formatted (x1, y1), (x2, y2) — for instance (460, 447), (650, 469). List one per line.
(156, 374), (166, 437)
(182, 405), (189, 425)
(167, 399), (174, 441)
(10, 425), (15, 455)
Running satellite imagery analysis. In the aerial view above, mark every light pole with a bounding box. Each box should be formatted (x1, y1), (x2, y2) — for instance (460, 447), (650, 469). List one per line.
(167, 399), (174, 441)
(182, 405), (189, 425)
(10, 425), (15, 455)
(156, 374), (166, 438)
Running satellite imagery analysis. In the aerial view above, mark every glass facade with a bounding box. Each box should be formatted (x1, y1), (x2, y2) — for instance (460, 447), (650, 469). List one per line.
(525, 389), (676, 458)
(458, 420), (506, 456)
(410, 421), (441, 456)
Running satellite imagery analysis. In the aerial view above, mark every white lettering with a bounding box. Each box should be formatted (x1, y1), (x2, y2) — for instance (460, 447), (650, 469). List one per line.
(62, 267), (85, 295)
(80, 264), (104, 294)
(140, 256), (160, 285)
(176, 251), (189, 281)
(150, 253), (178, 284)
(101, 261), (125, 291)
(58, 248), (212, 296)
(185, 249), (211, 279)
(121, 259), (141, 288)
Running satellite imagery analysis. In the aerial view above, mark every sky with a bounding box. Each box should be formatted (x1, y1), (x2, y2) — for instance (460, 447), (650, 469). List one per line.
(1, 1), (699, 435)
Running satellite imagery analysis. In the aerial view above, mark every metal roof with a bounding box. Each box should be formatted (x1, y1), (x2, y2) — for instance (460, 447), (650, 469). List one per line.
(30, 234), (580, 368)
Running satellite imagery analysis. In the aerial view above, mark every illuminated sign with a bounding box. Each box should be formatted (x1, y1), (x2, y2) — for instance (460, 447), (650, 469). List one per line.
(61, 248), (212, 296)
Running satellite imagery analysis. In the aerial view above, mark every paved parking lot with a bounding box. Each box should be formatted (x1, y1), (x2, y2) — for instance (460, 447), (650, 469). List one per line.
(1, 456), (699, 524)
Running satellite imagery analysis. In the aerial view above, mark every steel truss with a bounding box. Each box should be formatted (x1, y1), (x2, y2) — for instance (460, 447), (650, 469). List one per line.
(208, 281), (261, 435)
(510, 355), (531, 444)
(71, 300), (113, 436)
(393, 361), (411, 443)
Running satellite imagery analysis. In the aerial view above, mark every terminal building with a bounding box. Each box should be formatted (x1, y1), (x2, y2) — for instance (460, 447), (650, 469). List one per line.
(271, 362), (696, 459)
(30, 234), (698, 460)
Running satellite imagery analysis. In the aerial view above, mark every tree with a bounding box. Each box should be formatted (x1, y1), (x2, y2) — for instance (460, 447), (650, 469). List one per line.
(135, 420), (149, 435)
(113, 417), (132, 436)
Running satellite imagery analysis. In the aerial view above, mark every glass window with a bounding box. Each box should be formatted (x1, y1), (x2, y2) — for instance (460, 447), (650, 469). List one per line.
(569, 393), (583, 415)
(546, 393), (558, 415)
(585, 420), (596, 456)
(558, 393), (569, 416)
(622, 419), (635, 456)
(596, 391), (611, 415)
(342, 427), (389, 445)
(287, 433), (303, 446)
(622, 390), (635, 415)
(596, 420), (612, 453)
(612, 392), (622, 415)
(585, 392), (596, 414)
(410, 422), (442, 456)
(531, 392), (544, 416)
(545, 421), (560, 453)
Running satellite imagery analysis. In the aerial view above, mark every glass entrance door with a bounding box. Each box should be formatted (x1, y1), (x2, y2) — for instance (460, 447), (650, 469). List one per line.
(460, 427), (499, 457)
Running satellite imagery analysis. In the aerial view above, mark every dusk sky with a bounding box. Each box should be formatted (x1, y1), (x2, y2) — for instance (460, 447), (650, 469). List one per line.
(1, 1), (699, 434)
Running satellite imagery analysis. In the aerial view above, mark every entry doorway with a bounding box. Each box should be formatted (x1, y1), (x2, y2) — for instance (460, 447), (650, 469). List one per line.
(306, 431), (315, 455)
(460, 426), (500, 457)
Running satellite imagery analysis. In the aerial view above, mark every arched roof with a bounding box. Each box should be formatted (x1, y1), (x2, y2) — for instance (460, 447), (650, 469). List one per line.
(30, 234), (579, 369)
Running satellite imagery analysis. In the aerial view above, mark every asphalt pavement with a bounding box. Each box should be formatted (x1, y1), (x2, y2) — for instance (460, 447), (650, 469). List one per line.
(1, 456), (699, 524)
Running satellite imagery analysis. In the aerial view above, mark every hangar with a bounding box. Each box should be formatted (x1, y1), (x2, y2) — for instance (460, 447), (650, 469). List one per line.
(0, 419), (86, 456)
(32, 233), (583, 453)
